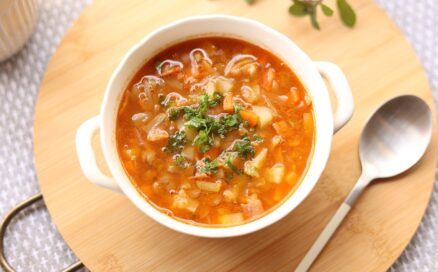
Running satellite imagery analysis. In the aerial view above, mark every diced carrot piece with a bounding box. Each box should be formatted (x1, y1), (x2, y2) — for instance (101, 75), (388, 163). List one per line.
(273, 147), (284, 164)
(239, 110), (259, 127)
(272, 121), (290, 137)
(303, 113), (313, 134)
(273, 185), (288, 202)
(223, 92), (234, 113)
(285, 171), (299, 185)
(124, 160), (136, 172)
(205, 147), (220, 159)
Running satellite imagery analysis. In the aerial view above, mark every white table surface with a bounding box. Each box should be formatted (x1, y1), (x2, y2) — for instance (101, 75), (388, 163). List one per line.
(0, 0), (437, 271)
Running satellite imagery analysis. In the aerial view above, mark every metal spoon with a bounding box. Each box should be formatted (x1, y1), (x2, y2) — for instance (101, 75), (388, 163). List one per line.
(296, 95), (432, 272)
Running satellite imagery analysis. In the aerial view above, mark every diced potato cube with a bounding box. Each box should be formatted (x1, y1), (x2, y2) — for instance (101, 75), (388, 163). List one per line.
(244, 148), (268, 177)
(241, 85), (260, 103)
(184, 127), (197, 141)
(241, 195), (264, 217)
(172, 190), (199, 213)
(181, 146), (195, 161)
(205, 80), (216, 97)
(223, 189), (237, 203)
(252, 148), (268, 169)
(265, 163), (285, 184)
(196, 181), (221, 193)
(244, 161), (259, 177)
(252, 106), (273, 128)
(147, 127), (169, 142)
(219, 213), (244, 224)
(216, 77), (234, 93)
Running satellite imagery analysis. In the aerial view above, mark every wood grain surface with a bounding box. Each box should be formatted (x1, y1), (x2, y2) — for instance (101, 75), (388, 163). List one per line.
(34, 0), (438, 271)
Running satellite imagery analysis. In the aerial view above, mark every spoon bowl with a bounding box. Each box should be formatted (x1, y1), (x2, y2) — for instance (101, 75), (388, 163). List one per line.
(360, 95), (432, 179)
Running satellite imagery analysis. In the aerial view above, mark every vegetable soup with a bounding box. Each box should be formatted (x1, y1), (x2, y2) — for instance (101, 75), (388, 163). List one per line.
(116, 37), (314, 226)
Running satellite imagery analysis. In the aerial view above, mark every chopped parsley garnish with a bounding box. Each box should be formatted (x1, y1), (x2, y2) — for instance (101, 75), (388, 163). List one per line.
(233, 103), (243, 113)
(167, 93), (221, 121)
(166, 93), (242, 153)
(164, 131), (186, 154)
(198, 92), (222, 114)
(211, 92), (223, 107)
(196, 158), (218, 174)
(253, 134), (264, 143)
(193, 129), (214, 153)
(168, 108), (181, 120)
(173, 154), (188, 168)
(185, 116), (209, 129)
(225, 155), (242, 174)
(215, 114), (241, 137)
(232, 136), (255, 159)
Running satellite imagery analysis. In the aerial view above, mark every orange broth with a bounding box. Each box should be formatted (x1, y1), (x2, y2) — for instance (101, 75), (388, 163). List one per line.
(116, 37), (314, 226)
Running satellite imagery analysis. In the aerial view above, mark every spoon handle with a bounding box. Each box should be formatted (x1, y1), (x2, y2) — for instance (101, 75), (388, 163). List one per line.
(295, 173), (373, 272)
(295, 202), (351, 272)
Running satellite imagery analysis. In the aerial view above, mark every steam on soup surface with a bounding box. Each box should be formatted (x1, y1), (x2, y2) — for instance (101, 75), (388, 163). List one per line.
(116, 37), (314, 226)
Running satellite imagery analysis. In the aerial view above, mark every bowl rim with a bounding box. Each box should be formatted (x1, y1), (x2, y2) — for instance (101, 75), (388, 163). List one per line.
(100, 14), (333, 237)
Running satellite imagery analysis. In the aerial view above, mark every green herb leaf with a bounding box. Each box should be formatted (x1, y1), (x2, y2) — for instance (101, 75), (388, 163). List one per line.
(217, 114), (241, 136)
(198, 93), (210, 113)
(226, 158), (242, 174)
(193, 129), (214, 153)
(310, 11), (320, 30)
(164, 131), (186, 154)
(174, 154), (188, 168)
(253, 134), (264, 143)
(337, 0), (356, 27)
(289, 2), (308, 17)
(233, 103), (243, 113)
(180, 93), (242, 153)
(321, 3), (334, 16)
(196, 158), (218, 174)
(232, 136), (255, 159)
(182, 106), (199, 119)
(185, 116), (208, 129)
(168, 107), (182, 120)
(210, 92), (223, 107)
(245, 0), (255, 4)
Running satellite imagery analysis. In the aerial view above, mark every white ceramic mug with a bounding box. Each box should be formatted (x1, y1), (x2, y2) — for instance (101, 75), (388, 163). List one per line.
(76, 15), (354, 238)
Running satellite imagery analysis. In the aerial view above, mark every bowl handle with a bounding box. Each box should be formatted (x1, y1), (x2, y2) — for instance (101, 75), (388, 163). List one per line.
(314, 61), (354, 133)
(75, 116), (122, 193)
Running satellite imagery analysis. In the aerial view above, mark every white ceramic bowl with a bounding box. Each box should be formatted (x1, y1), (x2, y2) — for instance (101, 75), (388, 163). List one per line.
(76, 15), (354, 238)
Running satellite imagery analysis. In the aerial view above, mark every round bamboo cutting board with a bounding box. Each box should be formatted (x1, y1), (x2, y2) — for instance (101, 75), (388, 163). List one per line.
(34, 0), (438, 271)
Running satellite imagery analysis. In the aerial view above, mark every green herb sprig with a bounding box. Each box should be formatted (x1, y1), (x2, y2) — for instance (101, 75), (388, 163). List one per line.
(246, 0), (356, 30)
(167, 92), (242, 153)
